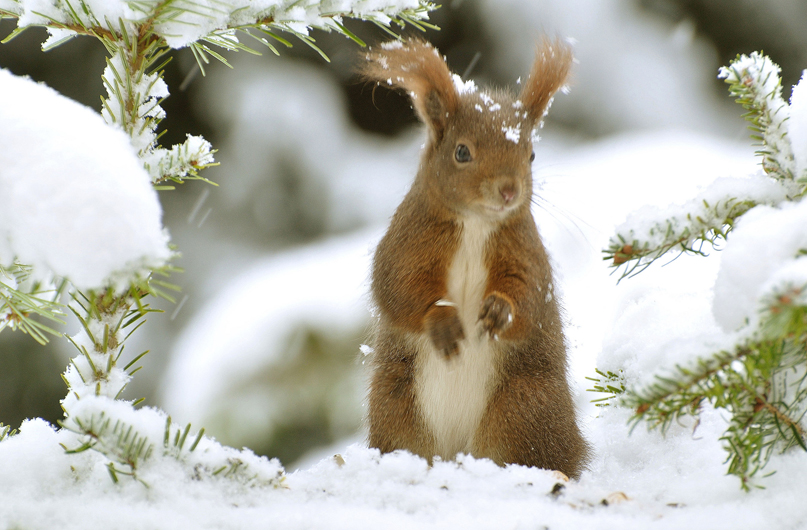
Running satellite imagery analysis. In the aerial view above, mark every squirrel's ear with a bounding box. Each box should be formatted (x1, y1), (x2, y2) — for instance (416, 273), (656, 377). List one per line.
(359, 39), (459, 143)
(520, 38), (573, 127)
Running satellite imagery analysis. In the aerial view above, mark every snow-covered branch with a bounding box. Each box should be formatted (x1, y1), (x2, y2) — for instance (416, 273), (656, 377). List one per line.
(0, 262), (64, 344)
(606, 53), (807, 279)
(0, 68), (170, 293)
(596, 52), (807, 489)
(61, 395), (286, 487)
(605, 176), (789, 279)
(1, 0), (436, 52)
(718, 52), (799, 185)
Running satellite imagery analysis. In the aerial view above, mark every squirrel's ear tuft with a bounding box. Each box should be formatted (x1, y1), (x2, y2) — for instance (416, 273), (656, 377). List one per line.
(520, 38), (573, 127)
(359, 39), (459, 144)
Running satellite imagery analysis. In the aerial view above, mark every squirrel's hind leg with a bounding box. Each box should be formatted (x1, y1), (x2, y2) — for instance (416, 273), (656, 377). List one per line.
(472, 372), (591, 480)
(367, 331), (435, 459)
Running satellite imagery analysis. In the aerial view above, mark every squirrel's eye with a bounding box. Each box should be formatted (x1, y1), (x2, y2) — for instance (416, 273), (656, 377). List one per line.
(455, 144), (472, 163)
(530, 151), (535, 162)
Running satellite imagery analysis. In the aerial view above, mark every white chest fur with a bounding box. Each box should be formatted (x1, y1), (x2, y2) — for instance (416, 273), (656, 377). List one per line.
(415, 216), (497, 460)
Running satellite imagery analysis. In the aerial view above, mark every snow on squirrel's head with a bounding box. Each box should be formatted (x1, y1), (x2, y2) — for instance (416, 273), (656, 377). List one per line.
(359, 38), (573, 218)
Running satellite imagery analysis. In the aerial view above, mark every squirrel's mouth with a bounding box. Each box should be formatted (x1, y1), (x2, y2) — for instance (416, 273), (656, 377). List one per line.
(480, 200), (520, 217)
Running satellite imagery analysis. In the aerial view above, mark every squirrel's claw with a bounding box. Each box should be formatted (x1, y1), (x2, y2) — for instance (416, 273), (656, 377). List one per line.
(426, 303), (465, 359)
(479, 292), (514, 338)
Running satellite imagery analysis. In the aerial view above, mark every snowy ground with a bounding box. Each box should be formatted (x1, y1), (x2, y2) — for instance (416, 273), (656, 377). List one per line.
(2, 408), (804, 530)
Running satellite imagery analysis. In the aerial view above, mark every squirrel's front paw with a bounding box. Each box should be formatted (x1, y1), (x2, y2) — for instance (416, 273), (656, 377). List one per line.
(425, 302), (465, 358)
(479, 292), (514, 340)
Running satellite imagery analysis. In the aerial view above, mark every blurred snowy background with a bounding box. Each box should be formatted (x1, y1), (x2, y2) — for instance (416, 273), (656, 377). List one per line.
(2, 0), (806, 469)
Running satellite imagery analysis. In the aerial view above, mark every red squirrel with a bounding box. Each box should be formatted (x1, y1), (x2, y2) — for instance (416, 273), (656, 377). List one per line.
(361, 38), (590, 479)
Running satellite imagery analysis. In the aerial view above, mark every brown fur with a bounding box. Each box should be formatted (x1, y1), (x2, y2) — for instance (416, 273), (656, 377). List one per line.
(362, 38), (591, 479)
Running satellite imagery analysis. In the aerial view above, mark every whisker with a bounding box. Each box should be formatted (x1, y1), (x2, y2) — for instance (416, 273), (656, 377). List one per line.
(532, 161), (569, 176)
(532, 171), (602, 236)
(533, 192), (601, 236)
(529, 185), (602, 252)
(530, 195), (591, 248)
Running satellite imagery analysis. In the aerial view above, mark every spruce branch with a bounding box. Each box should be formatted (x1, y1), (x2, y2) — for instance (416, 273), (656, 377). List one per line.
(618, 297), (807, 489)
(144, 134), (218, 186)
(60, 280), (171, 418)
(1, 0), (439, 61)
(0, 262), (66, 344)
(61, 411), (155, 485)
(0, 424), (17, 442)
(718, 52), (798, 187)
(605, 51), (803, 279)
(585, 368), (626, 407)
(61, 399), (285, 487)
(604, 178), (788, 279)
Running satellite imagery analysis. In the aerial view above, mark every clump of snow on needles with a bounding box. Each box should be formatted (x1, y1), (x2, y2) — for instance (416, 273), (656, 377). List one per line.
(0, 69), (170, 290)
(713, 200), (807, 332)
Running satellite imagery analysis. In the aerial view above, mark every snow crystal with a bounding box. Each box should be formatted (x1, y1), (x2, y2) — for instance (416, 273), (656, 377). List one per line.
(0, 69), (170, 290)
(502, 124), (521, 144)
(58, 394), (285, 491)
(452, 74), (477, 94)
(42, 27), (76, 49)
(380, 39), (404, 50)
(789, 71), (807, 180)
(474, 104), (483, 112)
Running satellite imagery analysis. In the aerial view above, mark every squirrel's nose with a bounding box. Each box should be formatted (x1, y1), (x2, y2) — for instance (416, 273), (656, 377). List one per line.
(500, 183), (518, 204)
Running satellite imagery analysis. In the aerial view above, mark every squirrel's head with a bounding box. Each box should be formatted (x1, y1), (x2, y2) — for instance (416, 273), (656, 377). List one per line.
(360, 38), (573, 221)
